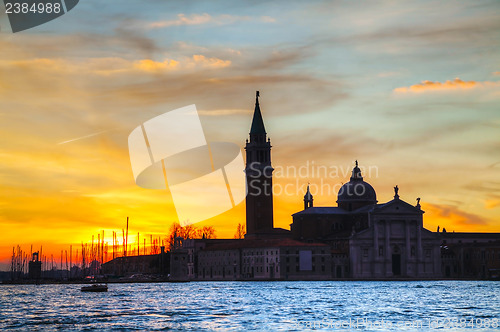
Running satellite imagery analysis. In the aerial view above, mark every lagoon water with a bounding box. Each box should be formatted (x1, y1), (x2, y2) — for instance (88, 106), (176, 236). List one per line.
(0, 281), (499, 331)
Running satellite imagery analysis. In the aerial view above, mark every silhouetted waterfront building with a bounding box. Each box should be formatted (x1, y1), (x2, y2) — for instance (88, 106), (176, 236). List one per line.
(28, 252), (42, 280)
(198, 239), (330, 280)
(440, 232), (500, 279)
(170, 237), (189, 281)
(101, 246), (169, 278)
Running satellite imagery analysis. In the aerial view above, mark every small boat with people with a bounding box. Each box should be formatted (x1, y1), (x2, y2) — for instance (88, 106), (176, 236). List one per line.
(81, 275), (108, 292)
(81, 283), (108, 292)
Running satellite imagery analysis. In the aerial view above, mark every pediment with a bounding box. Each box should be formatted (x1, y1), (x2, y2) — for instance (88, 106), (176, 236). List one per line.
(372, 199), (423, 215)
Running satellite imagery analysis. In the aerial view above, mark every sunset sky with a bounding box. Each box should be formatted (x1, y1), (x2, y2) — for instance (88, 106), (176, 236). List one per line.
(0, 0), (499, 269)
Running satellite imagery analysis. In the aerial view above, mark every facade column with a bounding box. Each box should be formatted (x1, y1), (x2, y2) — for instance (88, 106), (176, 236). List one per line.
(385, 219), (390, 276)
(405, 220), (411, 276)
(460, 247), (464, 277)
(417, 219), (422, 275)
(373, 219), (378, 276)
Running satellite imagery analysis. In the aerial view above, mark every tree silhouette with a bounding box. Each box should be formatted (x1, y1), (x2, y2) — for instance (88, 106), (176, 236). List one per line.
(167, 222), (217, 249)
(233, 223), (246, 239)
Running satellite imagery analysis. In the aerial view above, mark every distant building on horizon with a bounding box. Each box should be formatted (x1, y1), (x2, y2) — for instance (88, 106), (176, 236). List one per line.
(28, 252), (42, 280)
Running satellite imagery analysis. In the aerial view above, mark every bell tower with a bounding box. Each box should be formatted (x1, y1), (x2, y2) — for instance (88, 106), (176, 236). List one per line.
(245, 91), (274, 236)
(304, 184), (313, 210)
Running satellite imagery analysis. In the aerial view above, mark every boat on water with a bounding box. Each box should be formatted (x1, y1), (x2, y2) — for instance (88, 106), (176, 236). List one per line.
(81, 274), (108, 292)
(81, 283), (108, 292)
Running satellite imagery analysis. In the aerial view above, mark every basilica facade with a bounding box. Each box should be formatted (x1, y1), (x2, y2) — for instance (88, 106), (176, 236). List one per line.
(291, 164), (441, 278)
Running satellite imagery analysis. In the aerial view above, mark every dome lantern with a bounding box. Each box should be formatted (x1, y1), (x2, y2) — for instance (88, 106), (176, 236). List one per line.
(304, 184), (313, 209)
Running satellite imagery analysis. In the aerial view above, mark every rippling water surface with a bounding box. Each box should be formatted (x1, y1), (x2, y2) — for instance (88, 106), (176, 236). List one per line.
(0, 281), (499, 331)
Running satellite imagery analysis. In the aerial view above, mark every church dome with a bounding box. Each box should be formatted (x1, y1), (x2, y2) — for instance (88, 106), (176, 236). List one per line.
(337, 161), (377, 211)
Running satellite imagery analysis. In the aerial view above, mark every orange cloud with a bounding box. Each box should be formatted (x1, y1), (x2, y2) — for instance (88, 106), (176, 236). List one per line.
(485, 199), (500, 209)
(191, 55), (231, 68)
(134, 55), (231, 72)
(422, 202), (488, 231)
(0, 54), (231, 76)
(133, 59), (180, 72)
(394, 78), (500, 93)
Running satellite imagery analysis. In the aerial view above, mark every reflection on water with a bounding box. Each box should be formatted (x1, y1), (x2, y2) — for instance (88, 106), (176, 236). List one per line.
(0, 281), (499, 331)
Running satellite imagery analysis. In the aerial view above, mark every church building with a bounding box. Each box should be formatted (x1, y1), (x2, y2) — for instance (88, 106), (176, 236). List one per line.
(291, 162), (441, 278)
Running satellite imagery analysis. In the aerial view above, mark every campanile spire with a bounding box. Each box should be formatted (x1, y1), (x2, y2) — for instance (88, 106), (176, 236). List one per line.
(245, 91), (274, 237)
(250, 91), (266, 140)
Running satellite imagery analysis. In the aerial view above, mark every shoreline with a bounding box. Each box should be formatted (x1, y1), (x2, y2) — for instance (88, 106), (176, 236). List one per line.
(1, 278), (498, 285)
